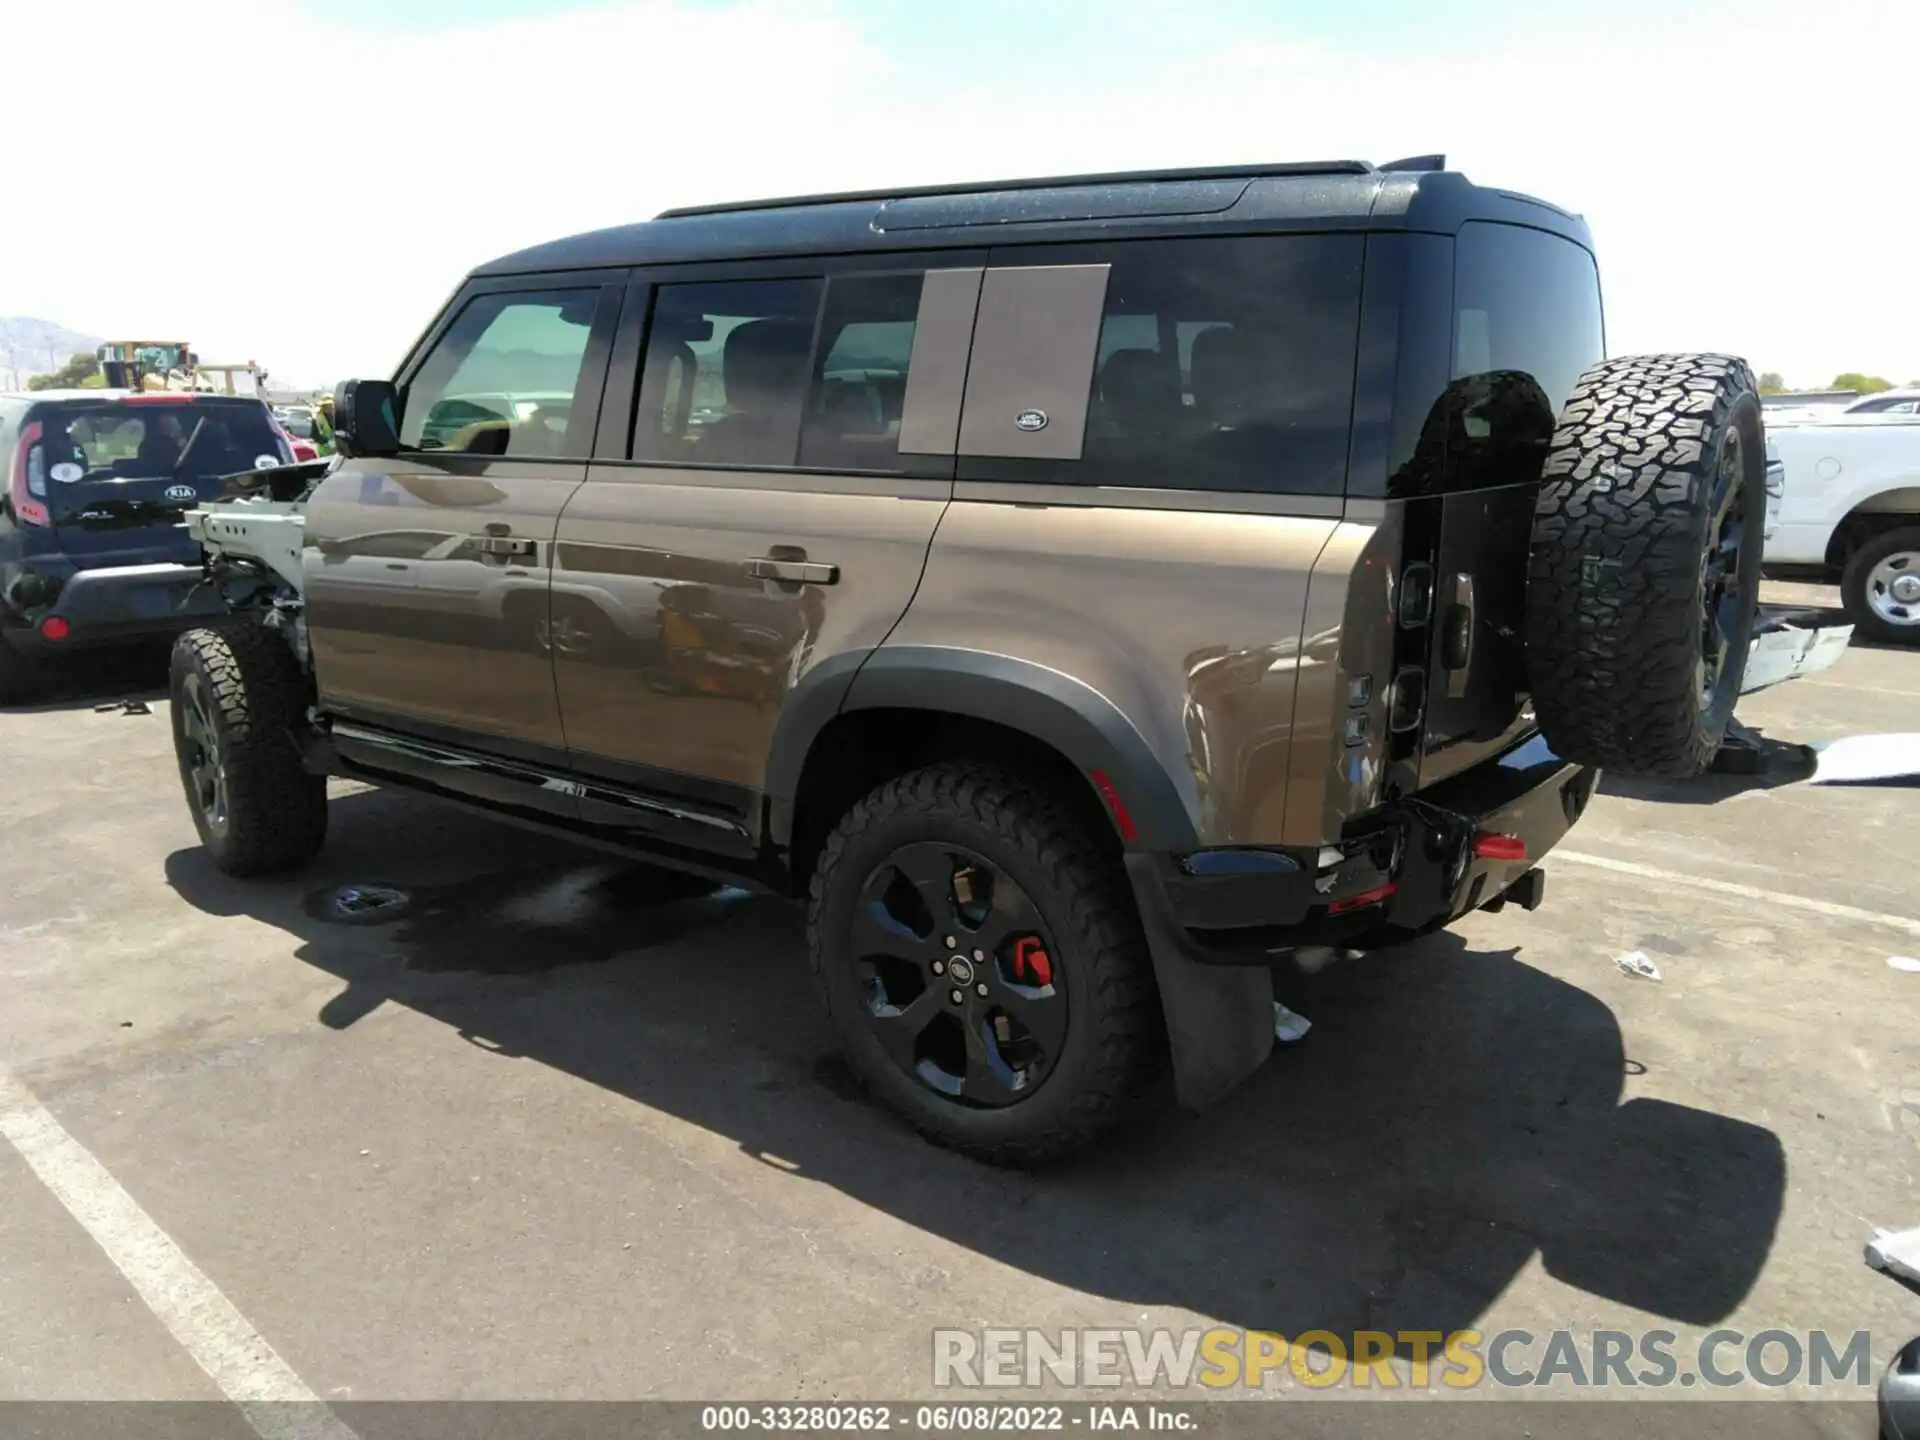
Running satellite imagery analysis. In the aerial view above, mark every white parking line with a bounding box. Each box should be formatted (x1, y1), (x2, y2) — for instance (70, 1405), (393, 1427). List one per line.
(1799, 679), (1920, 699)
(1553, 850), (1920, 937)
(0, 1064), (357, 1440)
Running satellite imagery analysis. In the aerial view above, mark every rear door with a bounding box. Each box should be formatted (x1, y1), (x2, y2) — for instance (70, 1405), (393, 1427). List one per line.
(28, 396), (292, 568)
(550, 255), (983, 854)
(1417, 222), (1604, 786)
(304, 275), (622, 760)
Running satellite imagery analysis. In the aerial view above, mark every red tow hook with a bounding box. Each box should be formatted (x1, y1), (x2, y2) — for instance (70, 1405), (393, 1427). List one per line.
(1472, 832), (1527, 862)
(1012, 936), (1053, 986)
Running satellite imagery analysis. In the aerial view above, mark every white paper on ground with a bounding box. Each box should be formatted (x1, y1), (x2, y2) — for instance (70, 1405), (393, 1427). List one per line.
(1866, 1227), (1920, 1286)
(1808, 733), (1920, 785)
(1889, 956), (1920, 974)
(1272, 1003), (1312, 1044)
(1614, 950), (1663, 982)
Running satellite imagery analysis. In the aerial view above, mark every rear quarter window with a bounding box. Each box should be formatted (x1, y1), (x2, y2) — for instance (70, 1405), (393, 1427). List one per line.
(959, 234), (1366, 496)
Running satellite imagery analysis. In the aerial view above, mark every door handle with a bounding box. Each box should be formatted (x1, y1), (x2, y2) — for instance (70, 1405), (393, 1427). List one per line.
(476, 536), (537, 558)
(745, 557), (839, 585)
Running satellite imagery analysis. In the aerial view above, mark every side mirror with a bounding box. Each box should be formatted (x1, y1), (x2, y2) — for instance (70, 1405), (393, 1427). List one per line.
(333, 379), (400, 458)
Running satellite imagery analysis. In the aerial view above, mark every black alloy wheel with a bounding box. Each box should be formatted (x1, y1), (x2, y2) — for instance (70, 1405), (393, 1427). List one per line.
(850, 841), (1066, 1106)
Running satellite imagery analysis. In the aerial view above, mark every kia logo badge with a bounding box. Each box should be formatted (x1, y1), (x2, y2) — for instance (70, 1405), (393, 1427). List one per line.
(1015, 409), (1049, 433)
(164, 484), (197, 503)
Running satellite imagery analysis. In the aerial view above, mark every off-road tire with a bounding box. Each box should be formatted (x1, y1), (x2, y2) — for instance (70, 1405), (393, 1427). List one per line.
(1526, 354), (1767, 778)
(807, 762), (1163, 1166)
(1839, 525), (1920, 647)
(0, 634), (42, 706)
(169, 623), (328, 876)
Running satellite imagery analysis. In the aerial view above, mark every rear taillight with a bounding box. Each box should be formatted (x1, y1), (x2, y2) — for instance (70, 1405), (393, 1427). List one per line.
(9, 421), (50, 527)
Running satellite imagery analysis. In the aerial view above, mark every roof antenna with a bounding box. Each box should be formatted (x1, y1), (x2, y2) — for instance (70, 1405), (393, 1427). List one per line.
(1381, 154), (1447, 172)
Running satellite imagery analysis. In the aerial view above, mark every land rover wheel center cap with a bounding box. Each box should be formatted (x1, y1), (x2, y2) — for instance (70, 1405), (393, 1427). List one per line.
(947, 956), (975, 986)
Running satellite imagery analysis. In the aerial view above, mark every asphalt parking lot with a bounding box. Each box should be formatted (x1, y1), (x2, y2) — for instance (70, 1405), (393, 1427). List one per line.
(1, 586), (1915, 1433)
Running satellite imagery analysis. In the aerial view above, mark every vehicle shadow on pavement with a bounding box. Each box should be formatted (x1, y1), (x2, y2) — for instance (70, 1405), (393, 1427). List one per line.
(163, 789), (1786, 1352)
(0, 644), (169, 715)
(1599, 728), (1816, 805)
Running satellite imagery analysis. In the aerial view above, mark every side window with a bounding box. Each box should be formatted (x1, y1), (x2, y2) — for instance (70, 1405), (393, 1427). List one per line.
(399, 289), (603, 457)
(633, 278), (824, 468)
(799, 273), (941, 473)
(961, 236), (1366, 495)
(1450, 222), (1603, 461)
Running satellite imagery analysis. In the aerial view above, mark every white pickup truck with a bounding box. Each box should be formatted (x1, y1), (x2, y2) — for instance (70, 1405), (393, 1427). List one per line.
(1763, 415), (1920, 645)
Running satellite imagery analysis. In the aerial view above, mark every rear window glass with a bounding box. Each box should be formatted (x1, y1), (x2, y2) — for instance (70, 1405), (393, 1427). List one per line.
(1451, 221), (1604, 456)
(33, 402), (287, 485)
(963, 235), (1366, 495)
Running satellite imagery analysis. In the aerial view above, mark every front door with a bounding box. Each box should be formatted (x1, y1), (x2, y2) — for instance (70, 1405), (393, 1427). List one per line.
(305, 280), (621, 758)
(551, 261), (983, 850)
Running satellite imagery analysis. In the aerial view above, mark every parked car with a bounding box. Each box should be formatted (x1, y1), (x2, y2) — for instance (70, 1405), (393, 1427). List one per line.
(272, 405), (328, 461)
(1764, 416), (1920, 643)
(0, 389), (296, 700)
(165, 156), (1770, 1164)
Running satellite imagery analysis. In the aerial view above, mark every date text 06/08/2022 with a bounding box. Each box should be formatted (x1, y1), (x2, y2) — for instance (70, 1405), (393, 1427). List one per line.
(699, 1404), (1195, 1432)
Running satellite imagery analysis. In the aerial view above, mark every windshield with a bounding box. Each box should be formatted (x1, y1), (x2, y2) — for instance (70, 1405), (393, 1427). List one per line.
(30, 400), (290, 519)
(276, 410), (316, 438)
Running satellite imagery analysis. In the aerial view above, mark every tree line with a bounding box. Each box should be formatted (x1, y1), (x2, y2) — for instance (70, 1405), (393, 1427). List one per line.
(1758, 371), (1914, 395)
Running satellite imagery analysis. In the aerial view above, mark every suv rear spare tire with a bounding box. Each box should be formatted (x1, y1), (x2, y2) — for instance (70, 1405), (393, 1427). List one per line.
(1526, 354), (1766, 778)
(170, 623), (329, 876)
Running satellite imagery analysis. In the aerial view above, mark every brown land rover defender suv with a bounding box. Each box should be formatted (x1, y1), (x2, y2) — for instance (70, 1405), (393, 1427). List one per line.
(168, 157), (1767, 1164)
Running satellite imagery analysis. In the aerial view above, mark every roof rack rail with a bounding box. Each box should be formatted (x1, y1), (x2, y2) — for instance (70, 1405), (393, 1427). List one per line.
(1380, 154), (1447, 172)
(656, 159), (1377, 220)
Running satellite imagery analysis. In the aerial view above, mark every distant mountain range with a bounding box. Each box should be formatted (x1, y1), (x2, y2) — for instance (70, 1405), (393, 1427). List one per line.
(1, 317), (105, 386)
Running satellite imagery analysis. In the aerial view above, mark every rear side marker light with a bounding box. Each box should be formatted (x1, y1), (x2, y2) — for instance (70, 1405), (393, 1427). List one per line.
(39, 616), (70, 641)
(1088, 769), (1139, 843)
(1473, 832), (1527, 861)
(1328, 881), (1397, 915)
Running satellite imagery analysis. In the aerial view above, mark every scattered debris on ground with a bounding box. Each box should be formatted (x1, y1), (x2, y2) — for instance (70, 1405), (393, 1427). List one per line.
(1272, 1003), (1312, 1044)
(1614, 951), (1663, 982)
(1867, 1228), (1920, 1287)
(1809, 733), (1920, 786)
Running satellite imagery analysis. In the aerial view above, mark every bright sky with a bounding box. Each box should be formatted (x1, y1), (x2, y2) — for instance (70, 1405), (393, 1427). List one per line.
(5, 0), (1914, 389)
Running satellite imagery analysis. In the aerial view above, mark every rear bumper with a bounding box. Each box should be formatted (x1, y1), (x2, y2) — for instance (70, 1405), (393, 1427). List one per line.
(4, 562), (226, 652)
(1128, 730), (1596, 969)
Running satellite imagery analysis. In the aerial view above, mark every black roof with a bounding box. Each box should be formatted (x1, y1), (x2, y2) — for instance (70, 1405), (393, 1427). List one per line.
(472, 159), (1592, 279)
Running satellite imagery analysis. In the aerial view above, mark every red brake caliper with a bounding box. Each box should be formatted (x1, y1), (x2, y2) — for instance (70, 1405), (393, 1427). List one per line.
(1011, 936), (1053, 986)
